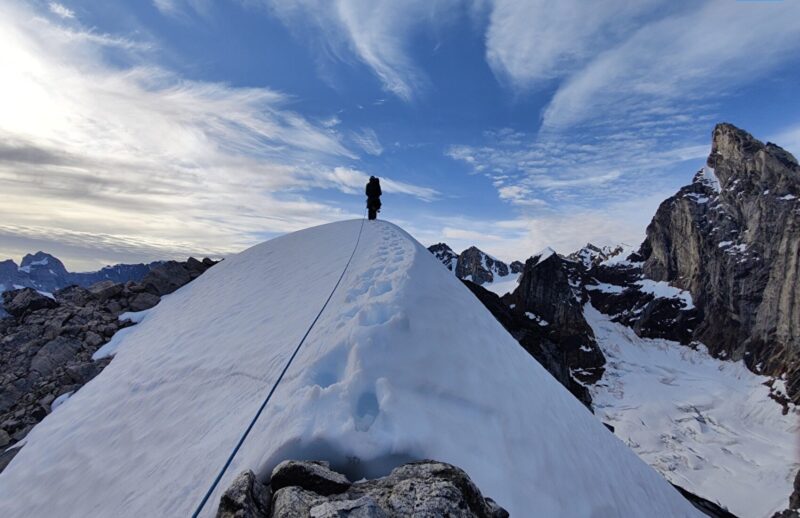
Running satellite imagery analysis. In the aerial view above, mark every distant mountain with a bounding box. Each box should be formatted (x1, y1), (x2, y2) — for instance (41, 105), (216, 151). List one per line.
(0, 252), (158, 295)
(425, 243), (523, 297)
(566, 243), (626, 269)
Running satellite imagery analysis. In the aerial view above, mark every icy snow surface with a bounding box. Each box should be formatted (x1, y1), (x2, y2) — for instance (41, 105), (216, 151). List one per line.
(0, 221), (699, 517)
(586, 282), (626, 294)
(600, 245), (642, 268)
(635, 279), (695, 309)
(532, 246), (556, 265)
(696, 167), (721, 192)
(587, 304), (799, 518)
(482, 272), (520, 297)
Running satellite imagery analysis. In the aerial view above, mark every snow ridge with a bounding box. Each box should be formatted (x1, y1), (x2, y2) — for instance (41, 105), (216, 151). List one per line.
(0, 220), (699, 517)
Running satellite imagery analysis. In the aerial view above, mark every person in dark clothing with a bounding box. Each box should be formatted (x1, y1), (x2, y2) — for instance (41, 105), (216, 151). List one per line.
(366, 176), (382, 220)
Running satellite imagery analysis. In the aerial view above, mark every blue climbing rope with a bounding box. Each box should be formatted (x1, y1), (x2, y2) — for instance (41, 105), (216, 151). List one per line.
(191, 216), (368, 517)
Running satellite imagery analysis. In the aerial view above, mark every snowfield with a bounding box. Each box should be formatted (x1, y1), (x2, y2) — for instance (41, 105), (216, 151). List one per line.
(586, 304), (799, 517)
(0, 220), (699, 517)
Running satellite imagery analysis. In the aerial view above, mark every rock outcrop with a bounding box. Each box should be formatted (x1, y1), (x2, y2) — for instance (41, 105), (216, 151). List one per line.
(216, 460), (508, 518)
(0, 257), (216, 472)
(639, 123), (800, 401)
(462, 280), (593, 407)
(504, 249), (606, 385)
(428, 243), (459, 272)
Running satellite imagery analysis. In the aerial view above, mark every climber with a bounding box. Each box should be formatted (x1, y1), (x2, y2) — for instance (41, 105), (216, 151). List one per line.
(366, 176), (382, 220)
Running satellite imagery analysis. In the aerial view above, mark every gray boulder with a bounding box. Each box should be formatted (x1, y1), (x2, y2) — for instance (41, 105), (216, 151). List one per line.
(128, 292), (161, 312)
(2, 288), (58, 318)
(271, 460), (351, 496)
(88, 280), (123, 301)
(217, 470), (272, 518)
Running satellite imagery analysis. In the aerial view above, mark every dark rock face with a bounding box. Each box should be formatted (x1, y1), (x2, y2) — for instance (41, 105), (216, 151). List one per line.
(455, 247), (509, 285)
(0, 257), (216, 472)
(428, 243), (458, 272)
(509, 260), (524, 274)
(586, 259), (701, 345)
(218, 460), (508, 518)
(639, 123), (800, 401)
(670, 484), (737, 518)
(462, 280), (593, 407)
(503, 250), (606, 385)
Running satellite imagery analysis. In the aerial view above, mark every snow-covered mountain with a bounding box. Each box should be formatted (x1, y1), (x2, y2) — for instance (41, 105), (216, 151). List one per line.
(567, 243), (627, 269)
(0, 220), (699, 517)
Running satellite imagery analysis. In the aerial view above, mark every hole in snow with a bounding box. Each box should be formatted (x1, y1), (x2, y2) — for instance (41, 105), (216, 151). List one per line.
(354, 392), (379, 431)
(258, 438), (418, 483)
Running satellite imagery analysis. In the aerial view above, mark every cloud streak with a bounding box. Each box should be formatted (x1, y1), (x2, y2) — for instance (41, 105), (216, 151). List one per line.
(0, 1), (436, 268)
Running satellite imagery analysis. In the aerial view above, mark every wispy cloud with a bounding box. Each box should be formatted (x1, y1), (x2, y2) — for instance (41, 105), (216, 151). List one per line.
(48, 2), (75, 19)
(260, 0), (460, 101)
(484, 0), (664, 88)
(447, 124), (710, 210)
(0, 0), (435, 268)
(351, 127), (384, 156)
(540, 1), (800, 129)
(405, 192), (667, 262)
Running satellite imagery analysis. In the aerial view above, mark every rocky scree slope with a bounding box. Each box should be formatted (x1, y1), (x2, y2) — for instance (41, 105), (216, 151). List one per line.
(0, 257), (216, 472)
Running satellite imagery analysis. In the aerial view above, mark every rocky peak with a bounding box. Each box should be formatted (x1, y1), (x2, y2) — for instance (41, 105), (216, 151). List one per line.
(710, 122), (799, 191)
(428, 242), (458, 271)
(509, 260), (524, 274)
(640, 122), (800, 401)
(568, 243), (626, 270)
(19, 252), (68, 277)
(456, 246), (510, 284)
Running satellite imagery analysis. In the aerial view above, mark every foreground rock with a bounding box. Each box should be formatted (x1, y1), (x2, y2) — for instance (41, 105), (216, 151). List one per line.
(0, 257), (216, 472)
(217, 460), (508, 518)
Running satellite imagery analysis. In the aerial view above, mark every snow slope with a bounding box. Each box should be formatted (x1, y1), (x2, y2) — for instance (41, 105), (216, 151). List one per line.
(482, 272), (520, 297)
(586, 304), (800, 517)
(0, 221), (699, 517)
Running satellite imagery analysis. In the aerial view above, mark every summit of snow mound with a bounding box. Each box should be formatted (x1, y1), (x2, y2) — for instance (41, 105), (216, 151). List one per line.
(0, 220), (699, 517)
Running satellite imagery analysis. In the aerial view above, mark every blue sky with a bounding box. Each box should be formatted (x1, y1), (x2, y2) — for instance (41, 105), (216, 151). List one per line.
(1, 0), (800, 270)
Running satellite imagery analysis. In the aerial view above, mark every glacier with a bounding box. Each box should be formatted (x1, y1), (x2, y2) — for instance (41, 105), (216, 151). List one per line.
(0, 220), (699, 516)
(587, 304), (799, 517)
